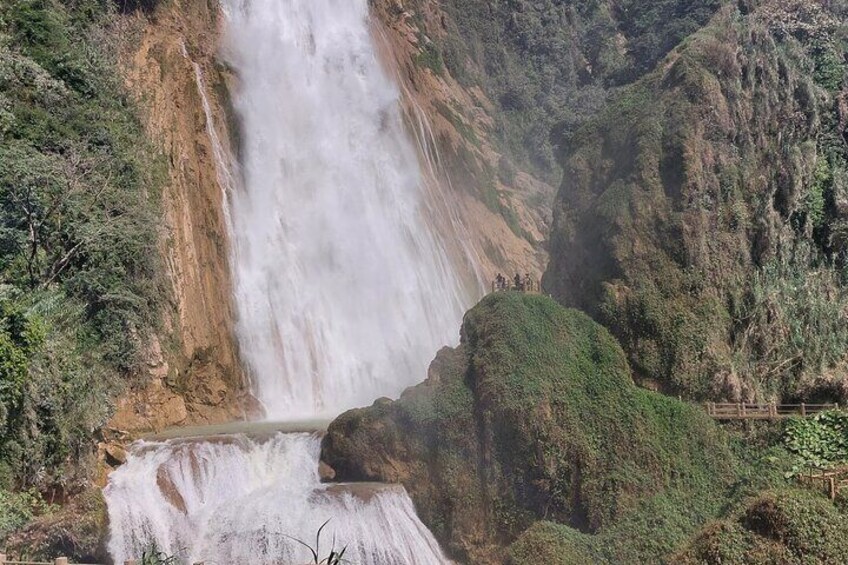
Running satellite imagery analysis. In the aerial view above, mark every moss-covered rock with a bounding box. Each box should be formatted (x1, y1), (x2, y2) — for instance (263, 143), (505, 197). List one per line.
(675, 488), (848, 564)
(543, 0), (848, 402)
(321, 293), (735, 562)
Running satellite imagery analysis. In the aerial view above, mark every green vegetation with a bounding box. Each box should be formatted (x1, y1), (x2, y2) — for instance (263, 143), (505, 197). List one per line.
(408, 0), (722, 182)
(544, 1), (848, 403)
(288, 520), (348, 565)
(783, 410), (848, 474)
(676, 488), (848, 564)
(7, 487), (107, 561)
(730, 244), (848, 400)
(324, 294), (742, 562)
(414, 42), (444, 77)
(0, 488), (52, 541)
(325, 293), (848, 563)
(0, 0), (163, 516)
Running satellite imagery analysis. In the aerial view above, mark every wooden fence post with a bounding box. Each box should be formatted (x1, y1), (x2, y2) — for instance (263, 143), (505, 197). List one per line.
(801, 403), (807, 417)
(830, 477), (837, 500)
(55, 558), (69, 565)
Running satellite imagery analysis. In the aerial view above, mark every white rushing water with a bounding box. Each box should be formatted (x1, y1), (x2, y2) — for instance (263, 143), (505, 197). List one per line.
(106, 0), (472, 562)
(106, 434), (448, 564)
(222, 0), (469, 419)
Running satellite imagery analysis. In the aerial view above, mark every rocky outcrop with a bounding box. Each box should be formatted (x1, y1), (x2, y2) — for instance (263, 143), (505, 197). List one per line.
(321, 293), (735, 562)
(543, 0), (848, 402)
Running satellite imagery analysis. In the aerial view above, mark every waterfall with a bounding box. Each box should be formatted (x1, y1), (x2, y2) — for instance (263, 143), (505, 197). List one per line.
(222, 0), (470, 419)
(106, 0), (474, 562)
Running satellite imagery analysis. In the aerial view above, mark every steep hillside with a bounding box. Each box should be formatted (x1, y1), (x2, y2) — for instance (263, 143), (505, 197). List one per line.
(0, 0), (171, 554)
(429, 0), (723, 182)
(371, 0), (552, 280)
(374, 0), (726, 281)
(322, 293), (737, 563)
(544, 0), (848, 402)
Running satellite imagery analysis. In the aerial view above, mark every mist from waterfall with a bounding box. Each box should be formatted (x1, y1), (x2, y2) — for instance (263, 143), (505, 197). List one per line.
(221, 0), (470, 420)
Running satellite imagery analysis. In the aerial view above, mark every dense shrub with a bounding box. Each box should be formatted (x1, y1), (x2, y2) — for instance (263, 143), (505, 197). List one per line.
(0, 0), (163, 492)
(676, 489), (848, 564)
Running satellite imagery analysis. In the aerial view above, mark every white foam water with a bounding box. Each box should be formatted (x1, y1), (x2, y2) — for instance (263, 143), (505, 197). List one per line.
(105, 433), (448, 564)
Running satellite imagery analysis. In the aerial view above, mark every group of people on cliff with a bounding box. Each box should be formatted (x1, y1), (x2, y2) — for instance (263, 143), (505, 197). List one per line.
(493, 272), (537, 293)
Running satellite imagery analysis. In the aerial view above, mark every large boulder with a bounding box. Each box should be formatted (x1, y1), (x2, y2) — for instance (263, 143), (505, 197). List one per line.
(322, 293), (734, 562)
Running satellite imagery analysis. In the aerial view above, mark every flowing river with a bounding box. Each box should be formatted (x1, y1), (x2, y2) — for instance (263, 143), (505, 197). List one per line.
(105, 0), (474, 562)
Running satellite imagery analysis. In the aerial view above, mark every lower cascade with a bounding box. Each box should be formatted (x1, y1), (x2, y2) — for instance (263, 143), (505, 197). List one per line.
(105, 434), (448, 564)
(104, 0), (470, 562)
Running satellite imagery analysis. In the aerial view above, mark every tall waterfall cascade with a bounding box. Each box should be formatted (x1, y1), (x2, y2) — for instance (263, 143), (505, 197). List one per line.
(224, 0), (470, 419)
(105, 0), (475, 562)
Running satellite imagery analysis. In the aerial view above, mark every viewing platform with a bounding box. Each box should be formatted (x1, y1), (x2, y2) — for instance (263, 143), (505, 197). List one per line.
(491, 274), (541, 294)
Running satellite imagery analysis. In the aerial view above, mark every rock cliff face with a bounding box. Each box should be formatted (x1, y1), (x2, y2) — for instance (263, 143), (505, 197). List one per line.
(543, 0), (848, 403)
(110, 0), (252, 434)
(321, 293), (734, 563)
(370, 0), (554, 281)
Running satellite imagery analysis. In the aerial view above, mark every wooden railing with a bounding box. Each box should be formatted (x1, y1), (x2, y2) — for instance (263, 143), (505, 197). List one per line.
(704, 402), (839, 420)
(799, 465), (848, 500)
(0, 555), (100, 565)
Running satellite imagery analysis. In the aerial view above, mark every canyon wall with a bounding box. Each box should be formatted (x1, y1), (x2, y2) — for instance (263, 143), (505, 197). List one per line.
(371, 0), (553, 282)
